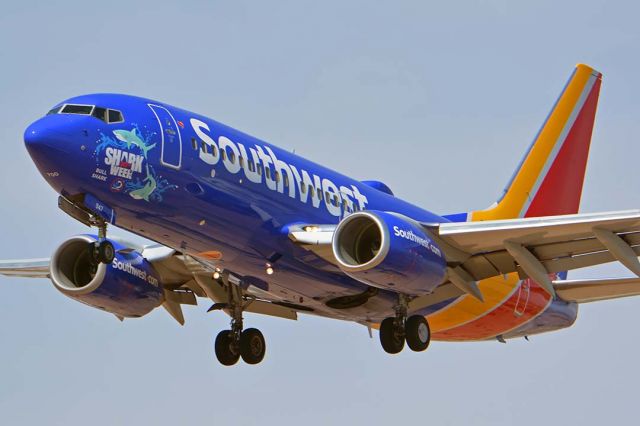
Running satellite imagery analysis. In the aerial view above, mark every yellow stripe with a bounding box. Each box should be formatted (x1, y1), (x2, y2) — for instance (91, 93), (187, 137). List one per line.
(471, 64), (594, 221)
(427, 273), (520, 332)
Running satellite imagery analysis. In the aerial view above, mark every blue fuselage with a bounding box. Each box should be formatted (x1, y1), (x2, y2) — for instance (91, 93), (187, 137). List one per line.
(24, 93), (577, 332)
(25, 94), (450, 322)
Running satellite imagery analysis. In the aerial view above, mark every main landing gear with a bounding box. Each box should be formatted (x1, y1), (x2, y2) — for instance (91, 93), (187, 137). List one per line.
(379, 295), (431, 354)
(211, 274), (267, 366)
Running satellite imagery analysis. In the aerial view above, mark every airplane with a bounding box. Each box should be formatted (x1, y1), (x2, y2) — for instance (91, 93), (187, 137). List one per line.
(3, 63), (640, 367)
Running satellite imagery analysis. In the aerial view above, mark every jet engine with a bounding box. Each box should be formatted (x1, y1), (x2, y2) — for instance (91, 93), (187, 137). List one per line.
(49, 235), (163, 318)
(332, 211), (446, 296)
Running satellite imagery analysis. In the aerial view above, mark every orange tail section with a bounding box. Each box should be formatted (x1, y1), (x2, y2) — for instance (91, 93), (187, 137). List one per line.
(472, 64), (602, 221)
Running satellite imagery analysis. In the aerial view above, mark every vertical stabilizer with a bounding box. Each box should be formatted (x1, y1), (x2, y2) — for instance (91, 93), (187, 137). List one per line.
(471, 64), (602, 221)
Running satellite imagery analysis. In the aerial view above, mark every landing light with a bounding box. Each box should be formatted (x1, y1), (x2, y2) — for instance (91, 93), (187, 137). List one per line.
(304, 226), (320, 233)
(265, 264), (274, 275)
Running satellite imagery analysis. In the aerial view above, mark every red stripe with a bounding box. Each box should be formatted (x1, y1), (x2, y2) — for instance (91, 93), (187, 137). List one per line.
(525, 78), (601, 217)
(432, 278), (552, 341)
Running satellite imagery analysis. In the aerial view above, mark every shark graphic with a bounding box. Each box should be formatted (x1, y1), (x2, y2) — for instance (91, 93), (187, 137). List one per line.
(113, 128), (156, 158)
(128, 165), (157, 202)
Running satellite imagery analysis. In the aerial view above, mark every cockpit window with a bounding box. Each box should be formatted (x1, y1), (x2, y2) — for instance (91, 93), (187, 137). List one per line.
(92, 107), (107, 122)
(61, 104), (93, 115)
(49, 104), (125, 124)
(107, 109), (124, 123)
(47, 106), (62, 115)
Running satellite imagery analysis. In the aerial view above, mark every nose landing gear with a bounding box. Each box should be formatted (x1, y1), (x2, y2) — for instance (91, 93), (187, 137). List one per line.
(379, 295), (431, 354)
(89, 223), (115, 265)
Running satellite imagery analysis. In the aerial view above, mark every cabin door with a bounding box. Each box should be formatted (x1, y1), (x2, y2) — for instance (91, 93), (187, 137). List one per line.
(148, 104), (182, 170)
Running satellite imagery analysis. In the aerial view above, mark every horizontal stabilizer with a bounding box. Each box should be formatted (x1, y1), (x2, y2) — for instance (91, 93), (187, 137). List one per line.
(554, 277), (640, 303)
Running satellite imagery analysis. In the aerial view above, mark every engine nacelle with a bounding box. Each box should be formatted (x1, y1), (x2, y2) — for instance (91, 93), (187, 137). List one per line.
(50, 235), (163, 318)
(332, 211), (446, 296)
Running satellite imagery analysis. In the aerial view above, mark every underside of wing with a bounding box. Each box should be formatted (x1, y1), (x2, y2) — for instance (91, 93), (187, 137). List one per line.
(288, 210), (640, 302)
(431, 210), (640, 296)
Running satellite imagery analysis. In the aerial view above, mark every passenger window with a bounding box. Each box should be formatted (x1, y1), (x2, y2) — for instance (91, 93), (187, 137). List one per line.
(275, 171), (280, 182)
(333, 196), (339, 207)
(228, 150), (236, 163)
(221, 149), (226, 161)
(257, 164), (263, 175)
(200, 140), (209, 153)
(107, 109), (124, 123)
(211, 144), (218, 157)
(265, 166), (271, 179)
(301, 183), (306, 194)
(239, 156), (244, 168)
(249, 159), (255, 172)
(317, 188), (322, 200)
(283, 174), (289, 187)
(192, 138), (198, 150)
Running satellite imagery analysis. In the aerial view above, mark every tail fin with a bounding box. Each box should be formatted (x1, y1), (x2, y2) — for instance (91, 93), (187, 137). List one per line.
(470, 64), (602, 221)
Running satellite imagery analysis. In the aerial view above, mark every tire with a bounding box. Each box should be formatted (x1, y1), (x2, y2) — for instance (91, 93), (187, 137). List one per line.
(240, 328), (266, 365)
(98, 241), (115, 264)
(405, 315), (431, 352)
(215, 330), (240, 366)
(379, 317), (404, 354)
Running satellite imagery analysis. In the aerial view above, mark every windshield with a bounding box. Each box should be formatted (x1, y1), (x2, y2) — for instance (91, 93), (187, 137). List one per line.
(61, 104), (93, 115)
(50, 104), (125, 124)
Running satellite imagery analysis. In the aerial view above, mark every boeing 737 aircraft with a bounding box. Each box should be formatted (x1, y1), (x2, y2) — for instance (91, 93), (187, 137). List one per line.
(3, 64), (640, 366)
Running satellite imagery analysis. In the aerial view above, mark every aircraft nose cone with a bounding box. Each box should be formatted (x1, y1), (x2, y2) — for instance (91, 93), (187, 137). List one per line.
(24, 117), (77, 181)
(24, 119), (68, 151)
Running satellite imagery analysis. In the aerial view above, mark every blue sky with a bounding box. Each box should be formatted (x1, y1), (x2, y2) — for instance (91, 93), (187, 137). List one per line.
(1, 1), (640, 424)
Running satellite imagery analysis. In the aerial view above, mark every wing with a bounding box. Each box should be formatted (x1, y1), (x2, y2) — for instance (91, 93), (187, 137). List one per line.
(431, 210), (640, 297)
(0, 244), (299, 325)
(289, 210), (640, 301)
(553, 277), (640, 303)
(0, 259), (50, 278)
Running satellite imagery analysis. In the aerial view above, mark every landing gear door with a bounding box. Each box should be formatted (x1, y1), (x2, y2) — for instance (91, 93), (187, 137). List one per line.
(148, 104), (182, 170)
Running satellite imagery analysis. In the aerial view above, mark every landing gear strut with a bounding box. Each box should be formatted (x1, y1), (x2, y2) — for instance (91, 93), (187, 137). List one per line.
(379, 294), (431, 354)
(212, 273), (267, 366)
(89, 222), (114, 265)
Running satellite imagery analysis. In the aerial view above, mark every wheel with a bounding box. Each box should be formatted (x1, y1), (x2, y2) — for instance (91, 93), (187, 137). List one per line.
(240, 328), (266, 365)
(97, 241), (115, 264)
(215, 330), (240, 366)
(405, 315), (431, 352)
(379, 317), (405, 354)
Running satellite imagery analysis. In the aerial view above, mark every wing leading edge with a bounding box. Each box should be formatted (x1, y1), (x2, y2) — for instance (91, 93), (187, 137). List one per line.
(289, 209), (640, 304)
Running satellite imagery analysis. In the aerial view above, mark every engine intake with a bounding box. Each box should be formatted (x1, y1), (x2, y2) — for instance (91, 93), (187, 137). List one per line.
(332, 211), (446, 296)
(50, 235), (163, 318)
